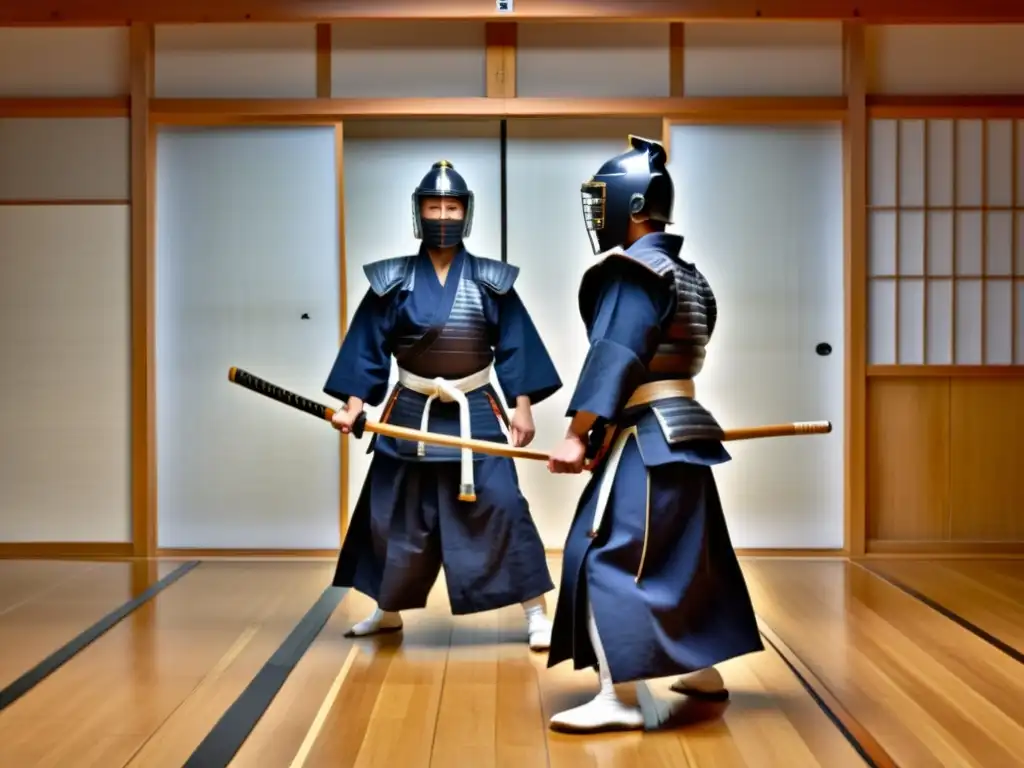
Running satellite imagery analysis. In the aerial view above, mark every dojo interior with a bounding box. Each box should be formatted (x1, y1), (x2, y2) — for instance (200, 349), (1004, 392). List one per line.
(0, 6), (1022, 766)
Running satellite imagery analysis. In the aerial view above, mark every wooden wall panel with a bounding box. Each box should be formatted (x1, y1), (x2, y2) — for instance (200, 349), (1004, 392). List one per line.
(867, 378), (950, 541)
(867, 376), (1024, 550)
(949, 378), (1024, 541)
(0, 28), (129, 97)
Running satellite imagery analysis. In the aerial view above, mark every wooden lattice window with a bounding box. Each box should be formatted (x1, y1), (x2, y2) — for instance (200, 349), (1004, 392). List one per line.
(868, 118), (1024, 365)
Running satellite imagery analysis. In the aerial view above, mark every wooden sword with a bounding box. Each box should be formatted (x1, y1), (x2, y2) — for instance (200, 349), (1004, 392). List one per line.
(227, 366), (832, 464)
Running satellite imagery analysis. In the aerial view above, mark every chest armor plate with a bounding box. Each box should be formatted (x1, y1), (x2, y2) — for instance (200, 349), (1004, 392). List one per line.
(648, 262), (716, 380)
(393, 277), (494, 379)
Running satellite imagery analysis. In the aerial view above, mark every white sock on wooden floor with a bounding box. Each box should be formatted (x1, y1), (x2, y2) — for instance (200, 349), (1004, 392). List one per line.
(345, 607), (403, 637)
(549, 600), (644, 733)
(522, 597), (552, 651)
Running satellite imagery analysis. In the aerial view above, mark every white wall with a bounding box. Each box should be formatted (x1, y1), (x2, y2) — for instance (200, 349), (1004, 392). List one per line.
(156, 126), (341, 548)
(504, 118), (662, 546)
(0, 206), (131, 542)
(340, 121), (502, 523)
(667, 123), (845, 549)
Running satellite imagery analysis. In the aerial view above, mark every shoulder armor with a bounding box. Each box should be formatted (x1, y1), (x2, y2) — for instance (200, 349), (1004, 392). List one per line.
(363, 256), (414, 296)
(471, 257), (520, 295)
(599, 246), (677, 279)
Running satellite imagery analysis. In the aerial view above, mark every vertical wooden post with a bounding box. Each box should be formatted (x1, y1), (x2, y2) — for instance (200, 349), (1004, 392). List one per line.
(843, 21), (868, 557)
(130, 23), (156, 558)
(486, 22), (517, 99)
(316, 23), (332, 98)
(335, 123), (348, 544)
(669, 23), (685, 98)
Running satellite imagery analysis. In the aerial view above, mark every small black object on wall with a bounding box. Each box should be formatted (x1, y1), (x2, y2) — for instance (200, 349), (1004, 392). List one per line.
(816, 342), (832, 356)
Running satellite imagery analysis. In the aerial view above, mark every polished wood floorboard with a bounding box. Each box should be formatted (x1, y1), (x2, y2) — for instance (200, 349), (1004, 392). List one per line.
(2, 556), (1022, 766)
(0, 560), (332, 767)
(864, 558), (1024, 653)
(0, 560), (180, 691)
(246, 560), (865, 768)
(742, 559), (1024, 768)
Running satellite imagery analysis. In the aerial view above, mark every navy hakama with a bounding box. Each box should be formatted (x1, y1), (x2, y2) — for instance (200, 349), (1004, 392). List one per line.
(324, 247), (560, 616)
(547, 236), (764, 686)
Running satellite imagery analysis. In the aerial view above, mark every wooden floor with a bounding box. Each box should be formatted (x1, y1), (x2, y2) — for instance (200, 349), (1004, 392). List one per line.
(0, 556), (1021, 767)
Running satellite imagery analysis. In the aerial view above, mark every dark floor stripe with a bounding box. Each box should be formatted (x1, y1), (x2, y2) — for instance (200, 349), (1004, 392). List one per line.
(0, 559), (201, 712)
(183, 585), (348, 768)
(757, 618), (898, 768)
(861, 563), (1024, 665)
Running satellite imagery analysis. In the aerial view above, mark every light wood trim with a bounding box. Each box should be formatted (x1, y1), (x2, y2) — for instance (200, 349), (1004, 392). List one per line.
(869, 95), (1024, 119)
(0, 97), (129, 118)
(149, 96), (847, 123)
(156, 548), (339, 558)
(894, 118), (902, 362)
(0, 199), (130, 206)
(843, 21), (868, 557)
(867, 364), (1024, 377)
(1015, 121), (1020, 364)
(335, 123), (349, 544)
(865, 540), (1024, 556)
(130, 22), (157, 558)
(669, 22), (685, 98)
(7, 0), (1024, 24)
(923, 120), (931, 360)
(316, 23), (332, 98)
(737, 549), (845, 558)
(485, 22), (517, 99)
(0, 542), (135, 559)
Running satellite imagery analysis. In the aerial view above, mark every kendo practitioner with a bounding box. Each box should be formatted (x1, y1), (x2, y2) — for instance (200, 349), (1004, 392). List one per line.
(325, 160), (561, 651)
(545, 136), (764, 732)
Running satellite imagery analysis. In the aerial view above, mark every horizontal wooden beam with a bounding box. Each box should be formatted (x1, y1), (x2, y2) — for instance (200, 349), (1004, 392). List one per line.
(868, 94), (1024, 118)
(3, 0), (1024, 24)
(149, 96), (846, 123)
(0, 97), (129, 118)
(867, 365), (1024, 378)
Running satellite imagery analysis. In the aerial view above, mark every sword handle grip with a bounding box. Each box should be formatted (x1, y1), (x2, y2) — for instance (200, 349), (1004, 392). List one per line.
(351, 410), (368, 439)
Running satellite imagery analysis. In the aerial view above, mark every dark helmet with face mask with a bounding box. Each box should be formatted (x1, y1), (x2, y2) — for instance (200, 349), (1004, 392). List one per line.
(412, 160), (475, 249)
(580, 135), (673, 255)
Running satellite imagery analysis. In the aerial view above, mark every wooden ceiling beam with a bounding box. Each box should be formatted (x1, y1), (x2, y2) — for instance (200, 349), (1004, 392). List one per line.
(2, 0), (1023, 26)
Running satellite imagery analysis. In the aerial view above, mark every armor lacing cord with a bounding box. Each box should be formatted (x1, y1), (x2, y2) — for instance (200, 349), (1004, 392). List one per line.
(397, 365), (493, 503)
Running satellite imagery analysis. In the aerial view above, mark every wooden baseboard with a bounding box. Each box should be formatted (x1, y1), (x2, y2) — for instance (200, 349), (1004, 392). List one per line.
(0, 542), (134, 559)
(156, 548), (340, 559)
(864, 539), (1024, 558)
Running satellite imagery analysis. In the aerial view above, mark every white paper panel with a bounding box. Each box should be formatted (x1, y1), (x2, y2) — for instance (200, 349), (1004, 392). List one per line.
(954, 279), (983, 364)
(987, 120), (1015, 207)
(517, 23), (669, 98)
(985, 280), (1014, 365)
(898, 279), (925, 364)
(0, 28), (129, 96)
(1018, 213), (1024, 275)
(899, 120), (926, 207)
(927, 119), (954, 207)
(667, 123), (844, 548)
(869, 280), (897, 364)
(899, 212), (925, 276)
(927, 280), (953, 365)
(869, 211), (897, 276)
(987, 212), (1014, 276)
(0, 118), (129, 201)
(868, 25), (1024, 94)
(927, 212), (954, 275)
(156, 126), (340, 548)
(1017, 282), (1024, 363)
(869, 119), (897, 207)
(1017, 121), (1024, 205)
(956, 120), (984, 207)
(955, 211), (983, 276)
(0, 206), (130, 542)
(331, 22), (486, 98)
(155, 23), (317, 98)
(684, 22), (843, 97)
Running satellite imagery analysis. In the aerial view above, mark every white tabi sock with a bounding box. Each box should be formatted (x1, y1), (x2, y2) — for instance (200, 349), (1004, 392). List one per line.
(549, 600), (645, 733)
(344, 606), (403, 638)
(521, 597), (552, 651)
